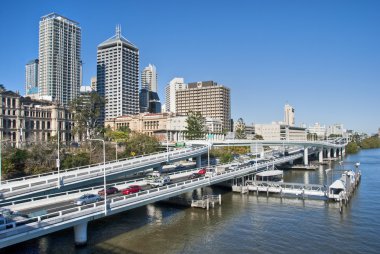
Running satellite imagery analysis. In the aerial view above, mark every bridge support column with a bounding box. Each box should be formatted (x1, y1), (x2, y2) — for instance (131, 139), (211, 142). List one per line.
(289, 160), (294, 165)
(318, 148), (323, 163)
(327, 149), (331, 159)
(332, 149), (337, 158)
(196, 156), (202, 168)
(74, 222), (88, 246)
(303, 147), (309, 166)
(342, 147), (345, 156)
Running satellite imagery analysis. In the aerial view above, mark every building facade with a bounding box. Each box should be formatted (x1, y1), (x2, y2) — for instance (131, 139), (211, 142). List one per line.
(165, 77), (186, 113)
(97, 26), (139, 122)
(253, 122), (307, 141)
(25, 59), (39, 99)
(104, 113), (224, 142)
(284, 104), (295, 126)
(0, 90), (75, 147)
(307, 123), (326, 140)
(327, 124), (345, 137)
(38, 13), (81, 105)
(141, 64), (157, 92)
(175, 81), (231, 131)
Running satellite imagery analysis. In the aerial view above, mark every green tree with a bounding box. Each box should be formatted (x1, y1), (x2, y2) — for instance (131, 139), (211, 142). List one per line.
(346, 142), (359, 154)
(105, 126), (130, 142)
(359, 136), (380, 149)
(62, 152), (90, 169)
(124, 132), (160, 157)
(235, 118), (246, 139)
(253, 134), (264, 140)
(185, 111), (205, 140)
(70, 92), (105, 139)
(2, 148), (28, 179)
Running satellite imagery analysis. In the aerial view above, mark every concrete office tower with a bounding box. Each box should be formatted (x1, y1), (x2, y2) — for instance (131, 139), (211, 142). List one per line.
(165, 77), (186, 113)
(38, 13), (81, 105)
(141, 64), (157, 92)
(90, 77), (97, 91)
(176, 81), (231, 131)
(284, 104), (295, 126)
(97, 25), (139, 121)
(25, 59), (39, 99)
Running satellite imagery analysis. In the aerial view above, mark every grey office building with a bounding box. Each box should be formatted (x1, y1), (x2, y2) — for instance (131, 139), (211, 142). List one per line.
(38, 13), (81, 105)
(97, 26), (139, 122)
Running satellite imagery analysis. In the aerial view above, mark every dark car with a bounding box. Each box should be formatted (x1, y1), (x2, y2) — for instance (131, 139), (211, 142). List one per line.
(98, 186), (119, 196)
(188, 173), (201, 180)
(122, 185), (142, 195)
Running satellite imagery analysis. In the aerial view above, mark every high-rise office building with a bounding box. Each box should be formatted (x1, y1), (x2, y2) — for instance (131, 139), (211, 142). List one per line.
(141, 64), (157, 92)
(165, 77), (186, 113)
(97, 26), (139, 121)
(176, 81), (231, 131)
(90, 76), (97, 91)
(38, 13), (81, 105)
(25, 59), (39, 99)
(284, 104), (295, 126)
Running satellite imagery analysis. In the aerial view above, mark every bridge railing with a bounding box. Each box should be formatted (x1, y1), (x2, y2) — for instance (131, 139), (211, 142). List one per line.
(0, 146), (208, 195)
(0, 146), (205, 186)
(0, 153), (303, 238)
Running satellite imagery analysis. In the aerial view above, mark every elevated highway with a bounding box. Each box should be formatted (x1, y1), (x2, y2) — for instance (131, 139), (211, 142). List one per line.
(0, 146), (208, 201)
(0, 153), (302, 248)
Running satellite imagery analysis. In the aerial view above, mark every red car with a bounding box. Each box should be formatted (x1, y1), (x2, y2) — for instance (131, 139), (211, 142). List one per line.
(98, 186), (119, 196)
(198, 168), (206, 175)
(122, 185), (142, 195)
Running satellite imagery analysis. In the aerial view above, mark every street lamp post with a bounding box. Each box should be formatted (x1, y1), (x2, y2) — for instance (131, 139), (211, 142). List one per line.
(88, 138), (107, 216)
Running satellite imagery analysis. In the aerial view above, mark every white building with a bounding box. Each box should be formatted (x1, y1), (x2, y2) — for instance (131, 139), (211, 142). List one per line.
(38, 13), (81, 105)
(284, 104), (295, 126)
(327, 124), (345, 137)
(97, 26), (139, 122)
(308, 123), (326, 140)
(254, 122), (307, 141)
(141, 64), (157, 92)
(165, 77), (186, 113)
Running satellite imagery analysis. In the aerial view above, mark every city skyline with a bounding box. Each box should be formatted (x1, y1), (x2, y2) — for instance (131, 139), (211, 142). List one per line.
(0, 1), (379, 133)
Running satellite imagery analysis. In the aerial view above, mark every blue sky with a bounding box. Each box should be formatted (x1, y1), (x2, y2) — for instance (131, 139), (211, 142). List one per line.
(0, 0), (379, 133)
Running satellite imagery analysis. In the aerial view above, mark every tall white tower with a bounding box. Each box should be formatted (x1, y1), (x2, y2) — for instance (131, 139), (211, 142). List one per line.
(284, 104), (295, 126)
(141, 64), (157, 92)
(165, 77), (186, 113)
(97, 26), (139, 121)
(38, 13), (81, 105)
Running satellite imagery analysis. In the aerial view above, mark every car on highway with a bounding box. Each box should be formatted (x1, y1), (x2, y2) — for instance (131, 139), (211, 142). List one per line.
(198, 168), (206, 175)
(122, 185), (142, 195)
(150, 176), (171, 188)
(98, 186), (119, 196)
(75, 194), (102, 206)
(188, 173), (202, 180)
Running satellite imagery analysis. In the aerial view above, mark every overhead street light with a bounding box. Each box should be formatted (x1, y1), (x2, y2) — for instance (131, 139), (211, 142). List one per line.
(88, 138), (107, 216)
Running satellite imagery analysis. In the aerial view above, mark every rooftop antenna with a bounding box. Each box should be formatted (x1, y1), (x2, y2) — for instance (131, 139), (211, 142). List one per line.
(116, 24), (121, 38)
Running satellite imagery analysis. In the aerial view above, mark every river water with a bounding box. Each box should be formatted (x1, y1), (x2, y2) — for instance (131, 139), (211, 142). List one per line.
(3, 148), (380, 254)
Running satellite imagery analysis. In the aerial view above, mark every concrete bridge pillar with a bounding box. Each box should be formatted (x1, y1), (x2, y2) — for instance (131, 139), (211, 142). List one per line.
(196, 156), (202, 168)
(332, 149), (337, 158)
(303, 147), (309, 166)
(289, 160), (294, 165)
(318, 148), (323, 163)
(342, 147), (345, 155)
(327, 149), (331, 158)
(260, 149), (265, 159)
(74, 222), (88, 246)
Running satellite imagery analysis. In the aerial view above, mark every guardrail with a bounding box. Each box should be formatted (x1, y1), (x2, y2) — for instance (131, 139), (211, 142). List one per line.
(0, 146), (208, 199)
(0, 153), (302, 245)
